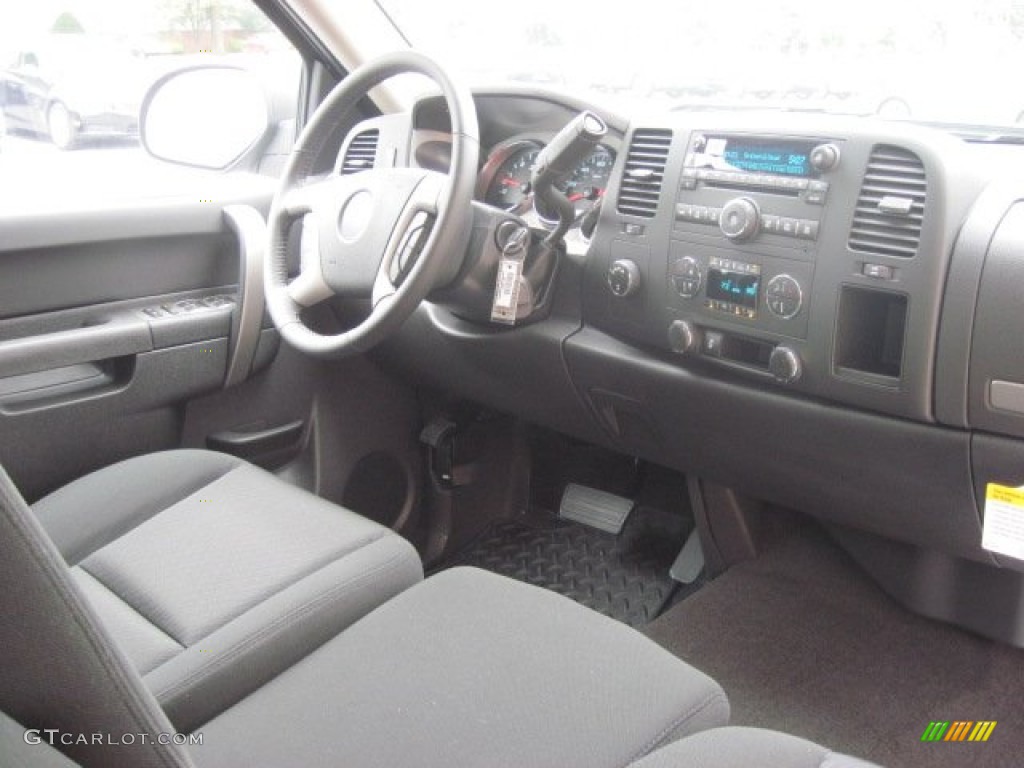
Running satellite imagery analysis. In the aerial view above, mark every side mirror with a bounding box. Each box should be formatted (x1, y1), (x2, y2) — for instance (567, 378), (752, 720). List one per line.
(141, 66), (269, 169)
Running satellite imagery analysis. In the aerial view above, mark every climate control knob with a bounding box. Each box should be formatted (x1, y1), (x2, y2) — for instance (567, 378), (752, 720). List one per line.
(671, 256), (703, 298)
(719, 197), (760, 242)
(769, 345), (803, 384)
(765, 274), (803, 319)
(607, 259), (641, 297)
(668, 320), (701, 355)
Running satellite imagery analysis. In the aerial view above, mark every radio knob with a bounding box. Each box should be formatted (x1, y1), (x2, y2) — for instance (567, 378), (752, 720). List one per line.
(607, 259), (641, 297)
(668, 320), (701, 355)
(719, 197), (760, 242)
(809, 143), (841, 173)
(769, 345), (803, 384)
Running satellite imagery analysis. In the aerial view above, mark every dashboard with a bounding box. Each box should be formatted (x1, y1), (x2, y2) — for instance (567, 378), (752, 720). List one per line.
(340, 87), (1024, 645)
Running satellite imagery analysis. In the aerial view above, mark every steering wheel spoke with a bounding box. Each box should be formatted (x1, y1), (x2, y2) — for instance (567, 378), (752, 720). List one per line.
(287, 214), (334, 307)
(372, 171), (447, 307)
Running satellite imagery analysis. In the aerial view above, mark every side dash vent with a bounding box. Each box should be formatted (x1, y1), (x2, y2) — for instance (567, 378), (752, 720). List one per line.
(848, 145), (926, 258)
(617, 129), (672, 218)
(340, 129), (380, 175)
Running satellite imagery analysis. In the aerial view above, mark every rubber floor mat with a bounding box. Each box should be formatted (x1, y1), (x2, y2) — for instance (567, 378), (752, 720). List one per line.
(449, 508), (687, 627)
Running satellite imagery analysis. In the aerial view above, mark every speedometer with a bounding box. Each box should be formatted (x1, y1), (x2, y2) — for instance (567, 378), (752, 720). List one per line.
(483, 144), (541, 211)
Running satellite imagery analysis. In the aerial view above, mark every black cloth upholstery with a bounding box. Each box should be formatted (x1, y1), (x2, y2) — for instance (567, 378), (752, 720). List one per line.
(191, 566), (730, 768)
(31, 450), (423, 732)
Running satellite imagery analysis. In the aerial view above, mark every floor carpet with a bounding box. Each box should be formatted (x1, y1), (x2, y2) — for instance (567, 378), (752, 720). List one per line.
(644, 520), (1024, 767)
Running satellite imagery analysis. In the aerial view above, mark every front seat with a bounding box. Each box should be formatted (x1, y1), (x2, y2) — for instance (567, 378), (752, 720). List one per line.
(27, 449), (423, 732)
(0, 458), (729, 768)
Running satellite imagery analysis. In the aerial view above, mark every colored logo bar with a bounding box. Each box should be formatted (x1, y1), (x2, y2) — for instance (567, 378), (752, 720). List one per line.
(921, 721), (997, 742)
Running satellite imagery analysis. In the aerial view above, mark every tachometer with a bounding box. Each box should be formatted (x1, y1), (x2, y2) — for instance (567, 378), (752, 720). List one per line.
(482, 144), (541, 211)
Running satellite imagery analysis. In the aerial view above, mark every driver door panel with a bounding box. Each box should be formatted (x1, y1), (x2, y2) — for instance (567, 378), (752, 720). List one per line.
(0, 187), (288, 501)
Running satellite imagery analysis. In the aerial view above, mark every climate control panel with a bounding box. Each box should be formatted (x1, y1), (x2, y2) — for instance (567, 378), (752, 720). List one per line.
(666, 246), (813, 339)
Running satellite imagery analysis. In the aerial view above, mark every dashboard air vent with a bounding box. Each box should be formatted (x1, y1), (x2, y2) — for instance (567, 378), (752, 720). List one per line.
(340, 129), (379, 175)
(617, 128), (672, 218)
(847, 145), (926, 258)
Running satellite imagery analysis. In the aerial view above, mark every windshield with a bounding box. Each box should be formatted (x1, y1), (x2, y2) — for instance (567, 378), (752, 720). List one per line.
(378, 0), (1024, 129)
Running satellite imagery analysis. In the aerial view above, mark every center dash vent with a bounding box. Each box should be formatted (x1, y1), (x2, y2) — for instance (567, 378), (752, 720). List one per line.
(617, 128), (672, 218)
(847, 145), (926, 258)
(340, 129), (379, 175)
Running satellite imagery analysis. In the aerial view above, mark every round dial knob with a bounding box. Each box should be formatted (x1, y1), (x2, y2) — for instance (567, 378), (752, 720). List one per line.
(668, 320), (701, 355)
(769, 345), (803, 384)
(809, 143), (841, 173)
(719, 197), (760, 241)
(607, 259), (641, 297)
(765, 274), (803, 319)
(671, 256), (703, 299)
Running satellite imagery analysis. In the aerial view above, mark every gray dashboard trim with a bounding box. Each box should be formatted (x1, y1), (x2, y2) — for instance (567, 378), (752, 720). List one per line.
(935, 181), (1024, 428)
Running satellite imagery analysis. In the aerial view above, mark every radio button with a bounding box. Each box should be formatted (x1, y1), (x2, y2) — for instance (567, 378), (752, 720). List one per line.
(761, 215), (779, 234)
(779, 218), (797, 236)
(797, 220), (818, 240)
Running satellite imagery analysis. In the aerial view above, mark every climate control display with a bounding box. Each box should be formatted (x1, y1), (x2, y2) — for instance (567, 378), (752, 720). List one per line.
(705, 257), (761, 319)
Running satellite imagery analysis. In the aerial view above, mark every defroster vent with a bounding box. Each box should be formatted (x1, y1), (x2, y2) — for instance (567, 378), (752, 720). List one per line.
(340, 129), (379, 175)
(617, 129), (672, 218)
(848, 145), (926, 258)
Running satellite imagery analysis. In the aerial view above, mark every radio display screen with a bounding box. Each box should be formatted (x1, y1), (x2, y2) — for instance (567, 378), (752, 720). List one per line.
(697, 136), (817, 178)
(707, 267), (760, 310)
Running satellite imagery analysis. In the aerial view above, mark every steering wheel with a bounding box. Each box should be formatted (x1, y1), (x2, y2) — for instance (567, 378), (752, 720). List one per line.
(265, 52), (479, 357)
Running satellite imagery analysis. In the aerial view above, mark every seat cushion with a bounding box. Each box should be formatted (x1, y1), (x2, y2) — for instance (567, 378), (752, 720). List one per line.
(32, 449), (423, 732)
(626, 727), (882, 768)
(191, 566), (729, 768)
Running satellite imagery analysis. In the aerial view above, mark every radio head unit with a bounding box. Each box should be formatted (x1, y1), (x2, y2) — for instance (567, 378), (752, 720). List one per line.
(688, 135), (821, 179)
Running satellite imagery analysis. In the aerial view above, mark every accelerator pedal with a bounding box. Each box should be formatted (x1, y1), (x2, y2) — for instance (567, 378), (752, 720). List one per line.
(670, 528), (705, 585)
(558, 483), (635, 535)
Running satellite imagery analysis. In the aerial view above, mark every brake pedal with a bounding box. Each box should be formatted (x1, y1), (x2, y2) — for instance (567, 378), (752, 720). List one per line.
(558, 483), (634, 534)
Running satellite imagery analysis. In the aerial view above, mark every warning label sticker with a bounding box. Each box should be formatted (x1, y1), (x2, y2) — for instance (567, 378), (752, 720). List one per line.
(982, 483), (1024, 561)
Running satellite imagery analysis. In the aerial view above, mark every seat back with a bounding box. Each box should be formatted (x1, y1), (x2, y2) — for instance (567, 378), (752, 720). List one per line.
(0, 463), (193, 768)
